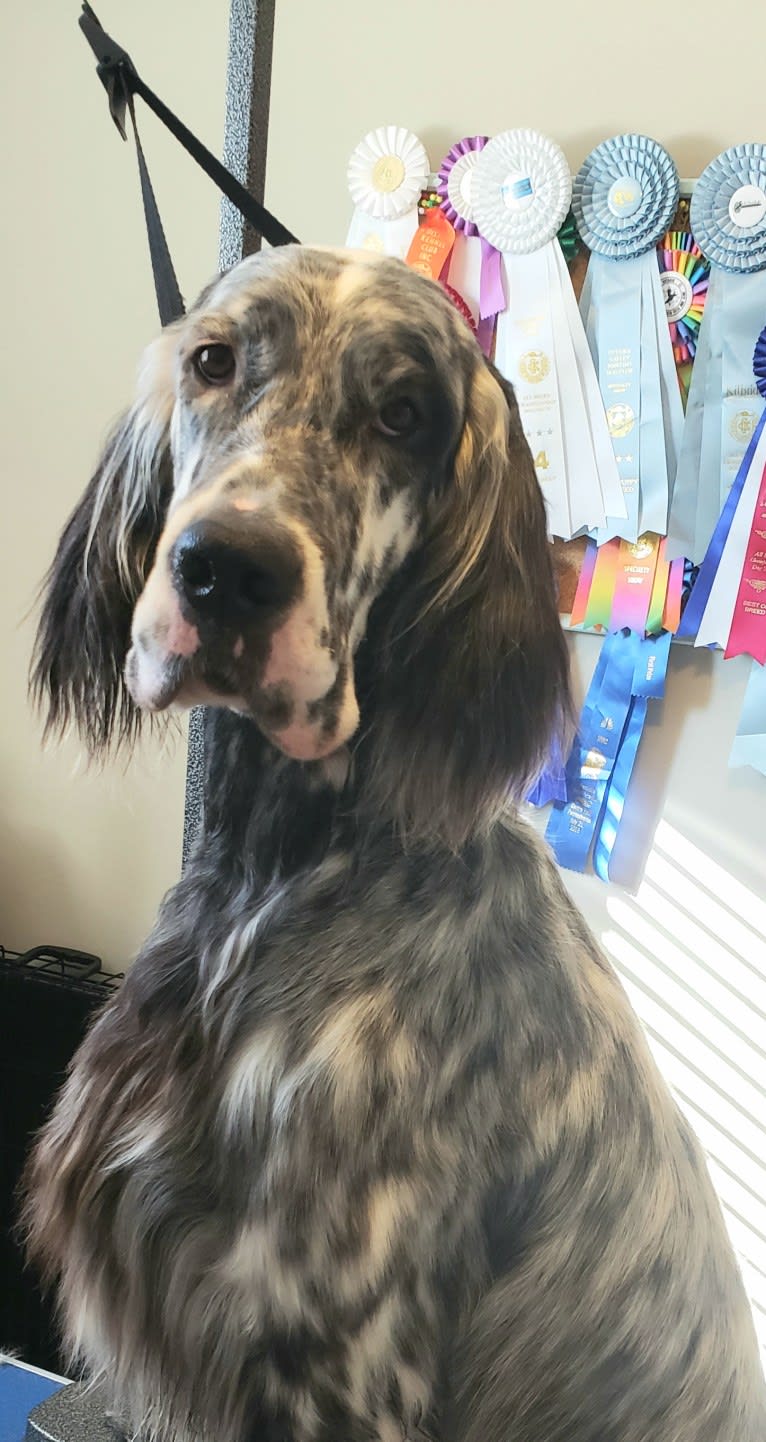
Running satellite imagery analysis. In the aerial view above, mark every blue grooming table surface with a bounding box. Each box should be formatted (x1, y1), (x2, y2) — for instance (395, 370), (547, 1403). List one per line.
(0, 1361), (68, 1442)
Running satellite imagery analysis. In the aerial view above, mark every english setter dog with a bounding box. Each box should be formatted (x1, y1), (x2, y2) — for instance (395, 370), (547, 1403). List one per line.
(26, 247), (765, 1442)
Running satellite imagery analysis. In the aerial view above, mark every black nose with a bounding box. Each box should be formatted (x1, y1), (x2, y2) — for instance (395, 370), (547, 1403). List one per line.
(171, 522), (300, 625)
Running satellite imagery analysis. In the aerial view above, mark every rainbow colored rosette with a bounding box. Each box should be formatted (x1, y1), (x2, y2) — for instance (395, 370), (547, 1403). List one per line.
(436, 136), (503, 355)
(345, 126), (429, 258)
(574, 134), (682, 562)
(658, 231), (709, 366)
(667, 144), (766, 564)
(678, 323), (766, 664)
(471, 129), (623, 542)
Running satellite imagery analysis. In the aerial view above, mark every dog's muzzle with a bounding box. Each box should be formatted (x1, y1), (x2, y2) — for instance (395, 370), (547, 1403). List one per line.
(125, 510), (359, 761)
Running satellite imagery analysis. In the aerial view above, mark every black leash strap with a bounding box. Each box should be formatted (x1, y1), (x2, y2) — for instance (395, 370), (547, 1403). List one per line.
(79, 2), (299, 325)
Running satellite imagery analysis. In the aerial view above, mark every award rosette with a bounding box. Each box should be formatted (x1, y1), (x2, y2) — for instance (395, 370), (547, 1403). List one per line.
(573, 135), (683, 548)
(437, 136), (504, 355)
(345, 126), (429, 258)
(667, 143), (766, 563)
(679, 325), (766, 663)
(473, 129), (623, 541)
(658, 230), (709, 365)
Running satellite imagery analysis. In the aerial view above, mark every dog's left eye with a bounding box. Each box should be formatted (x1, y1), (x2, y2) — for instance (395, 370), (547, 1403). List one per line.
(375, 397), (419, 438)
(193, 343), (236, 386)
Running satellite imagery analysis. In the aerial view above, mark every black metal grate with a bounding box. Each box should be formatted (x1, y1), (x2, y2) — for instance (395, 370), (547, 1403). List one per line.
(0, 944), (122, 1370)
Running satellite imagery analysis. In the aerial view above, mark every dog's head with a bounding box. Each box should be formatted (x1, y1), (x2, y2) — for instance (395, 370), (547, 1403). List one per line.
(33, 246), (570, 840)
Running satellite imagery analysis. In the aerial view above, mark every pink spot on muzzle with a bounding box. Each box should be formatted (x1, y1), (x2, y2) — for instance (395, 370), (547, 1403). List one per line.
(165, 612), (200, 658)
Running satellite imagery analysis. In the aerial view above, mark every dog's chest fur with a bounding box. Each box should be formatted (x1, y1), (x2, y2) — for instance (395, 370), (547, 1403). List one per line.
(45, 831), (540, 1442)
(29, 795), (766, 1442)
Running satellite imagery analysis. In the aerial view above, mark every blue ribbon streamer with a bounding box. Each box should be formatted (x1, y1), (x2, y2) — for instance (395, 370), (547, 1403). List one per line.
(546, 630), (671, 876)
(631, 626), (672, 698)
(545, 631), (638, 871)
(592, 630), (671, 879)
(526, 741), (568, 807)
(593, 696), (648, 881)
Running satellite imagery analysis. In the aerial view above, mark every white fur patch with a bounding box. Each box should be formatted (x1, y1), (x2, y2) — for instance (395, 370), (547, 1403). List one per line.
(220, 1027), (285, 1136)
(262, 519), (334, 703)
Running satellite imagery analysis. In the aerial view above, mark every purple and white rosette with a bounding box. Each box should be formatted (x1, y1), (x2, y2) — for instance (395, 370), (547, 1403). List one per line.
(668, 143), (766, 563)
(471, 129), (622, 541)
(438, 135), (486, 236)
(574, 134), (682, 543)
(345, 126), (429, 258)
(437, 136), (504, 354)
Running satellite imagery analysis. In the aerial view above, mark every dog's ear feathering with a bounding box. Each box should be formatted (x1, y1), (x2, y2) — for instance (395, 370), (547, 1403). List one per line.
(366, 357), (573, 848)
(30, 335), (175, 754)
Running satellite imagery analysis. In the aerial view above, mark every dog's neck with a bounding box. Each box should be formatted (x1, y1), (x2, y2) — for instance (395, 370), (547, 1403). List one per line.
(197, 709), (342, 886)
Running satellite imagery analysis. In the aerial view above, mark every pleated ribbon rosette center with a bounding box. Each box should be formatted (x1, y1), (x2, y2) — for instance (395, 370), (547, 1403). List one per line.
(345, 125), (429, 259)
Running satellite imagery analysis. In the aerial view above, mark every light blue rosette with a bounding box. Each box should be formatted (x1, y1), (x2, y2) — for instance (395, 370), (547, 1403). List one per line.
(472, 129), (623, 541)
(691, 143), (766, 272)
(573, 134), (679, 260)
(668, 144), (766, 562)
(574, 135), (682, 543)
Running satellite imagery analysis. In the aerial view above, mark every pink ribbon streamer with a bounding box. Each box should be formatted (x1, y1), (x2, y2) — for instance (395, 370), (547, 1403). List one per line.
(725, 459), (766, 663)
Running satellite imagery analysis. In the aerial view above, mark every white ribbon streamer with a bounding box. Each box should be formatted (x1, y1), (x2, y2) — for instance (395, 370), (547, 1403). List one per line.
(345, 209), (419, 259)
(550, 242), (625, 531)
(495, 247), (570, 538)
(445, 234), (483, 323)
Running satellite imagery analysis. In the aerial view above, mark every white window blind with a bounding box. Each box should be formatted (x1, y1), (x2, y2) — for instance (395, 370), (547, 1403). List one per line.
(600, 818), (766, 1370)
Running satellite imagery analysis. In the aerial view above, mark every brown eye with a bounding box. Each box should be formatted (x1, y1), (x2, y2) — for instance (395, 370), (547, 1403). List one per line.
(375, 397), (419, 437)
(193, 343), (236, 386)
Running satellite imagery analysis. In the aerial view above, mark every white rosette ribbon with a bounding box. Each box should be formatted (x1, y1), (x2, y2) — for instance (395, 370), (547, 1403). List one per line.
(473, 129), (623, 541)
(667, 143), (766, 562)
(573, 134), (682, 544)
(345, 126), (429, 259)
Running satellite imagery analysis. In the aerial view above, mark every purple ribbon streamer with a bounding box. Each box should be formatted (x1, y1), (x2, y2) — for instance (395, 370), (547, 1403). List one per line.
(479, 238), (505, 320)
(476, 315), (495, 358)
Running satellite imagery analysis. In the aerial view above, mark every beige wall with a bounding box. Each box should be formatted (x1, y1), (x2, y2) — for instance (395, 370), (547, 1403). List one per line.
(265, 0), (766, 245)
(0, 4), (229, 969)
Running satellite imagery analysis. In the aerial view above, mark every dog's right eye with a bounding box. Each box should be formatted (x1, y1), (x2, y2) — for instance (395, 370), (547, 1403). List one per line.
(375, 397), (420, 438)
(193, 343), (236, 386)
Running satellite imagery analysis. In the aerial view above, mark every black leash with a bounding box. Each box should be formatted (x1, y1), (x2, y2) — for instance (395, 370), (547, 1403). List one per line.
(79, 3), (299, 326)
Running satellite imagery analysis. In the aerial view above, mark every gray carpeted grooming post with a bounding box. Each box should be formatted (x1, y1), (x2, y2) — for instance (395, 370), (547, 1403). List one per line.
(183, 0), (277, 864)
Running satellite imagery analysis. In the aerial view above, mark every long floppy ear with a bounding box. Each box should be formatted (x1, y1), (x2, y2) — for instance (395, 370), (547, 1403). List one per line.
(367, 357), (573, 848)
(30, 333), (176, 753)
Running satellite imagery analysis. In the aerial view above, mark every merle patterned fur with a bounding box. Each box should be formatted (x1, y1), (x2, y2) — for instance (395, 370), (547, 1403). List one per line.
(25, 248), (766, 1441)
